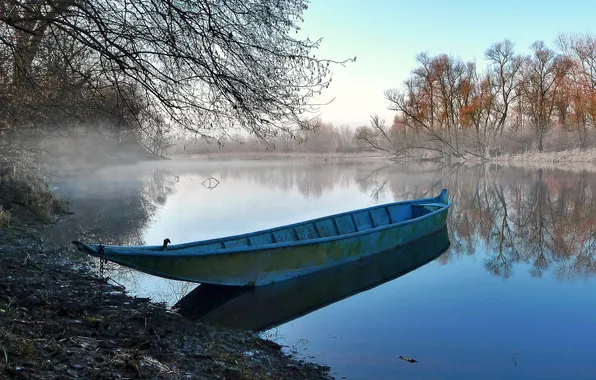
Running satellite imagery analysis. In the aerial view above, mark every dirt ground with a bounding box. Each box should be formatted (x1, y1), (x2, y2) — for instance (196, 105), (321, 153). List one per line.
(0, 225), (332, 379)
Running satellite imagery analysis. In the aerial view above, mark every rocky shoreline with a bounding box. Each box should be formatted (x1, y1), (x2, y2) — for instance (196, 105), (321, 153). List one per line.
(0, 225), (332, 379)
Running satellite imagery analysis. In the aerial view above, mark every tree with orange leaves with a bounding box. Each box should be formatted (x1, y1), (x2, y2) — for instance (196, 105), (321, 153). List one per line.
(518, 41), (571, 151)
(384, 53), (476, 157)
(557, 33), (596, 149)
(459, 71), (500, 157)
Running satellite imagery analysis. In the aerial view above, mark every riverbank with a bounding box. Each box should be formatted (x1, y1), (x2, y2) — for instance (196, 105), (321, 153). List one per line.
(174, 151), (391, 162)
(174, 148), (596, 168)
(0, 224), (332, 379)
(386, 148), (596, 171)
(489, 148), (596, 171)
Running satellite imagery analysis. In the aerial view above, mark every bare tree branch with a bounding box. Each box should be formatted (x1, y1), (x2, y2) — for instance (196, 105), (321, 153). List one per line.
(0, 0), (355, 141)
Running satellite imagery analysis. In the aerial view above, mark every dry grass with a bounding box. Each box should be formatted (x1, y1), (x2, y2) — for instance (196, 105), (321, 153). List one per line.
(490, 148), (596, 172)
(0, 327), (36, 367)
(494, 148), (596, 163)
(0, 160), (69, 221)
(384, 128), (596, 158)
(0, 207), (10, 227)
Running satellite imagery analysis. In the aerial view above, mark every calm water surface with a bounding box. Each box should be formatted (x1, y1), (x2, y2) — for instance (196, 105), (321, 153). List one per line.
(52, 158), (596, 380)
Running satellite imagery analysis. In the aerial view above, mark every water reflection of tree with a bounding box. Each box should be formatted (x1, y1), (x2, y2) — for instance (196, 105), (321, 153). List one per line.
(143, 170), (179, 206)
(45, 167), (179, 250)
(355, 163), (596, 280)
(162, 160), (596, 281)
(218, 162), (360, 199)
(53, 161), (398, 251)
(167, 161), (398, 199)
(354, 165), (391, 202)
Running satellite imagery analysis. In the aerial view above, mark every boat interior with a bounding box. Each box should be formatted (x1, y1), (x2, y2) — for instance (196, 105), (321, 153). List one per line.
(189, 202), (444, 251)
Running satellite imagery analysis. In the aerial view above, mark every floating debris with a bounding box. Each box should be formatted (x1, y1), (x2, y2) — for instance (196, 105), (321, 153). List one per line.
(399, 355), (418, 363)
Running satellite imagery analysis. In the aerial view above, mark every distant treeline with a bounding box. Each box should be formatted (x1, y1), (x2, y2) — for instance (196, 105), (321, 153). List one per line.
(356, 34), (596, 159)
(168, 121), (369, 155)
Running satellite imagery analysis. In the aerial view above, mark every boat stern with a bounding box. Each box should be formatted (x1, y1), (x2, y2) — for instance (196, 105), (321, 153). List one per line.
(436, 188), (449, 204)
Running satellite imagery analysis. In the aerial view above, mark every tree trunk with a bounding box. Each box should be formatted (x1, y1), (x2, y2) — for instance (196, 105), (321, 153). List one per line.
(537, 128), (544, 152)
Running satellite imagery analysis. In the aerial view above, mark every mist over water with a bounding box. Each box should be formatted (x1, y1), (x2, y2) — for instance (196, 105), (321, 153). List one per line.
(49, 158), (596, 380)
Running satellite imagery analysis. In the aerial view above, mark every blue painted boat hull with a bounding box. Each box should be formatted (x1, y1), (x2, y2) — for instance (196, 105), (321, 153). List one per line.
(72, 189), (451, 286)
(174, 225), (451, 331)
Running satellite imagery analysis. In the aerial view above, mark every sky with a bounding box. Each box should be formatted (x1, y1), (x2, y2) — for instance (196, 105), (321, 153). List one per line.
(299, 0), (596, 129)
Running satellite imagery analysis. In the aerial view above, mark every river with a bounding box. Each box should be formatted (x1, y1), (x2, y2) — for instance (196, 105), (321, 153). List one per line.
(48, 158), (596, 380)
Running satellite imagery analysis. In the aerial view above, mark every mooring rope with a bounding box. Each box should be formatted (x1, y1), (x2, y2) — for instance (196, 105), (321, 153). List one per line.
(97, 244), (106, 300)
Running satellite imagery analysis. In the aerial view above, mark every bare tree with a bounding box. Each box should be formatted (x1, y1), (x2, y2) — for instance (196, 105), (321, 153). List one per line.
(460, 70), (500, 157)
(384, 54), (476, 158)
(484, 39), (523, 137)
(354, 115), (393, 154)
(519, 41), (570, 151)
(556, 33), (596, 149)
(557, 32), (596, 90)
(0, 0), (354, 140)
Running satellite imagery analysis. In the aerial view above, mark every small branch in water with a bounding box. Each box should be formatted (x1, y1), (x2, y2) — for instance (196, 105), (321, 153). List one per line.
(399, 355), (418, 363)
(201, 176), (220, 190)
(106, 277), (127, 292)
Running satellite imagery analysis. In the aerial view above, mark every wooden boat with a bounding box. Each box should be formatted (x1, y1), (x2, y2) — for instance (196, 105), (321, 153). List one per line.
(72, 189), (451, 286)
(173, 226), (451, 331)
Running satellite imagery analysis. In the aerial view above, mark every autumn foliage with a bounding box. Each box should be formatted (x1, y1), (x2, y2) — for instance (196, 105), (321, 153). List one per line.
(361, 34), (596, 158)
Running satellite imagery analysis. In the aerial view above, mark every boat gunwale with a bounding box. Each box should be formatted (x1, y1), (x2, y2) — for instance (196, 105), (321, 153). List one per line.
(78, 190), (451, 258)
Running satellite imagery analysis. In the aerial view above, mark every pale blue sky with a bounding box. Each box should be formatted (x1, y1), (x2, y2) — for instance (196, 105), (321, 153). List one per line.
(300, 0), (595, 128)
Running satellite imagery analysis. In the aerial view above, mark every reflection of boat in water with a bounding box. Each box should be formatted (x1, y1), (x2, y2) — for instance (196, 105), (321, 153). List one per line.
(173, 226), (451, 331)
(72, 190), (450, 286)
